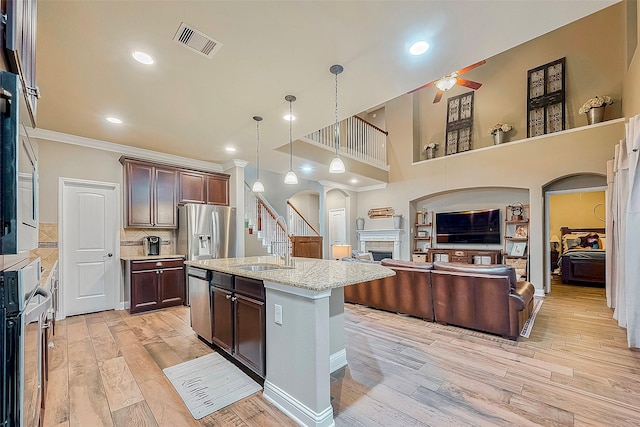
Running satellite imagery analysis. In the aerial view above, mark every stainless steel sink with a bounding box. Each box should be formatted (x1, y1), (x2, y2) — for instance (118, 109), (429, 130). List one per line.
(237, 263), (293, 272)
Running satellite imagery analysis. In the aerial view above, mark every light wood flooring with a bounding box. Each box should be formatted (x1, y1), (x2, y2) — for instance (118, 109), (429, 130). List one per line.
(43, 283), (640, 426)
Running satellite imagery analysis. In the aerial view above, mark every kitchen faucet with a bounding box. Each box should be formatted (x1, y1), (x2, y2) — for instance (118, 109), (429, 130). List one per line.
(272, 215), (292, 266)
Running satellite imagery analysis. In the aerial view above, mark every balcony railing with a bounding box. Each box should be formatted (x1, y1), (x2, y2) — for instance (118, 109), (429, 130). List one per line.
(304, 116), (388, 169)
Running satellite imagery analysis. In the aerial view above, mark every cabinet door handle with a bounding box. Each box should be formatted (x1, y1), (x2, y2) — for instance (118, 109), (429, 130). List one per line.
(160, 270), (163, 274)
(225, 294), (232, 300)
(156, 270), (160, 274)
(231, 296), (237, 302)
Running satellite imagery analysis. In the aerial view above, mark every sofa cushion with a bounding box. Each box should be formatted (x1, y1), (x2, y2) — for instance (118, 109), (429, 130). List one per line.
(380, 258), (433, 270)
(433, 261), (517, 289)
(340, 257), (380, 264)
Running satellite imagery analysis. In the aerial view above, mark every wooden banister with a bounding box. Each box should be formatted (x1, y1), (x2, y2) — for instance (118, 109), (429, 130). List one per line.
(354, 115), (389, 135)
(287, 200), (320, 236)
(257, 198), (288, 235)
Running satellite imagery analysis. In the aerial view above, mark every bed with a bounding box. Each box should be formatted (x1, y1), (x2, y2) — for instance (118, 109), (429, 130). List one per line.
(559, 227), (606, 286)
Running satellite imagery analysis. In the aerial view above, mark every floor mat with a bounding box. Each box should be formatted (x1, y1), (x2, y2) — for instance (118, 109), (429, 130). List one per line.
(163, 352), (262, 419)
(520, 299), (544, 338)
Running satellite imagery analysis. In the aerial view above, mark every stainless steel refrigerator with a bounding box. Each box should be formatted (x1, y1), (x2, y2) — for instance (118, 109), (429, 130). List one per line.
(177, 204), (237, 307)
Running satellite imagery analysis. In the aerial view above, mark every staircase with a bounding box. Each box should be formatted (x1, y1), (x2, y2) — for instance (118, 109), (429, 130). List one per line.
(244, 185), (323, 258)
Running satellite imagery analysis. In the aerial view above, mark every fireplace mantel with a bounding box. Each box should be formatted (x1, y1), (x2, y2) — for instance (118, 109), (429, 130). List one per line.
(356, 229), (402, 259)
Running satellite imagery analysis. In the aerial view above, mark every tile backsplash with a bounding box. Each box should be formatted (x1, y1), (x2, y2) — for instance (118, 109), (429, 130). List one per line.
(34, 223), (178, 265)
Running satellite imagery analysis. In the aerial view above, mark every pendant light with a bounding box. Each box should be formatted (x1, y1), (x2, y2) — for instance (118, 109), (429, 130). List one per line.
(252, 116), (265, 193)
(283, 95), (299, 185)
(329, 64), (346, 174)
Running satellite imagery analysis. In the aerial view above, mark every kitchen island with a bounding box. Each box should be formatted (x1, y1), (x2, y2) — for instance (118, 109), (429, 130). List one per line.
(185, 255), (394, 427)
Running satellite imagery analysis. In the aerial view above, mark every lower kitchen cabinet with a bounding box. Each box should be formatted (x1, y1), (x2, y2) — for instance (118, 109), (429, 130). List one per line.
(125, 258), (185, 314)
(210, 276), (265, 377)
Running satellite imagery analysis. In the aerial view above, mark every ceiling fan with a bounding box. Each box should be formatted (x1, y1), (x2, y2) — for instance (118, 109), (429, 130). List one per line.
(409, 60), (486, 103)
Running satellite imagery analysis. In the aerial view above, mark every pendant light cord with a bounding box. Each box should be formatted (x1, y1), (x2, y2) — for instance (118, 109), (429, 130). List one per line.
(256, 119), (260, 181)
(334, 71), (339, 156)
(289, 99), (293, 170)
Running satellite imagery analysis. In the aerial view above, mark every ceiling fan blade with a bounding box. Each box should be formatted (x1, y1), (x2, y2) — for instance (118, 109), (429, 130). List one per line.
(457, 78), (482, 90)
(456, 60), (486, 75)
(433, 90), (444, 103)
(408, 80), (436, 94)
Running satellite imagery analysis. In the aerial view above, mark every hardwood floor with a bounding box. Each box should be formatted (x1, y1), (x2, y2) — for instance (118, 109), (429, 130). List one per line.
(43, 283), (640, 426)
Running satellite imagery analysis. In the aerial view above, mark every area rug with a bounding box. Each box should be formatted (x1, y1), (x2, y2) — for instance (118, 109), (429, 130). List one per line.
(163, 352), (262, 419)
(520, 299), (544, 338)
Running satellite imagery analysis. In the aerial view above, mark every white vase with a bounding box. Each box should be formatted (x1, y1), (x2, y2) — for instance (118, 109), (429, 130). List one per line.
(493, 130), (505, 145)
(393, 215), (402, 229)
(356, 218), (365, 230)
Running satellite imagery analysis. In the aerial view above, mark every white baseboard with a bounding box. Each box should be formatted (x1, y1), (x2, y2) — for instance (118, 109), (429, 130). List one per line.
(263, 380), (335, 427)
(330, 349), (347, 373)
(534, 289), (546, 297)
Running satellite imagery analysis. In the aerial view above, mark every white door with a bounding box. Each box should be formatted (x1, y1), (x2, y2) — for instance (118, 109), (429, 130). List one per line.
(328, 208), (346, 245)
(60, 179), (119, 317)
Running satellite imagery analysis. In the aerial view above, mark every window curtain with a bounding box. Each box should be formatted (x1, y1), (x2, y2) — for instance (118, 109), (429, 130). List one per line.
(608, 114), (640, 348)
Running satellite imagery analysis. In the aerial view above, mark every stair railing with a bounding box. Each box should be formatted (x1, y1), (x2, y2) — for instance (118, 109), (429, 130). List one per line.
(304, 115), (388, 169)
(287, 200), (320, 237)
(244, 183), (290, 257)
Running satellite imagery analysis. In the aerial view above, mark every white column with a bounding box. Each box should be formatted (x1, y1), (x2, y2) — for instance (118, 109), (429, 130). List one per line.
(224, 159), (248, 257)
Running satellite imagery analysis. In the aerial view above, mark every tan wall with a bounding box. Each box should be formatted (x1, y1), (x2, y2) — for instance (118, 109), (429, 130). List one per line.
(289, 191), (320, 231)
(623, 0), (640, 116)
(38, 140), (123, 223)
(549, 191), (606, 240)
(413, 3), (624, 162)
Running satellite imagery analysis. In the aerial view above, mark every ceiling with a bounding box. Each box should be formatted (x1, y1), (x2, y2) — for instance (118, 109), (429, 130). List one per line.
(34, 1), (617, 188)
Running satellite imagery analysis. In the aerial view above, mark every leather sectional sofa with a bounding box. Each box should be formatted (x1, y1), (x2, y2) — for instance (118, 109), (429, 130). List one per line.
(343, 258), (535, 340)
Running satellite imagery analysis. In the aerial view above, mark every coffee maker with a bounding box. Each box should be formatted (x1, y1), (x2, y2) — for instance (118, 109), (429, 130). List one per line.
(143, 236), (161, 256)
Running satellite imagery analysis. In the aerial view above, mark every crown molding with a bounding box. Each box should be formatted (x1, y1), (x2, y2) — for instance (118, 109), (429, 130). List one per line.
(223, 159), (249, 170)
(30, 127), (225, 173)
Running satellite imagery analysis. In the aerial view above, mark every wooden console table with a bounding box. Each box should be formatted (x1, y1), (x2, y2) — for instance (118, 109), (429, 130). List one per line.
(428, 248), (502, 265)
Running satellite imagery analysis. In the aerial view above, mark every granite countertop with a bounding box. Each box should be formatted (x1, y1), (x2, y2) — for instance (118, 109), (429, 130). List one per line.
(185, 255), (395, 291)
(120, 254), (186, 261)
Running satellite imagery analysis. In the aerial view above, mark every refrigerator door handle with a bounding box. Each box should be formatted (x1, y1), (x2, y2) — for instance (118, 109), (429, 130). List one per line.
(212, 210), (219, 259)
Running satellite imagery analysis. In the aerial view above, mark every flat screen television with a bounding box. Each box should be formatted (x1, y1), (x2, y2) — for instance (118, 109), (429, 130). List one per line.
(436, 209), (500, 244)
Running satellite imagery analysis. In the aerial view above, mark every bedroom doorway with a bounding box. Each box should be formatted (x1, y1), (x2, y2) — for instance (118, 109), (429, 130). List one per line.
(544, 183), (607, 294)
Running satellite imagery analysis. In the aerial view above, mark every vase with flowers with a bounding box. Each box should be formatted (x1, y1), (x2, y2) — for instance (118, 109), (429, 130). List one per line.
(489, 123), (513, 145)
(423, 142), (439, 160)
(579, 96), (613, 125)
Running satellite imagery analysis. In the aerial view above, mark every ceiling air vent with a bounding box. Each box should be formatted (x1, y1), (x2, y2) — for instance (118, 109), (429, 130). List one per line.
(173, 22), (222, 58)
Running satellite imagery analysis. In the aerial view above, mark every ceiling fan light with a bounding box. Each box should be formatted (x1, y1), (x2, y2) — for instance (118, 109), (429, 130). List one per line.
(436, 77), (457, 91)
(284, 170), (299, 185)
(329, 156), (346, 174)
(252, 180), (265, 193)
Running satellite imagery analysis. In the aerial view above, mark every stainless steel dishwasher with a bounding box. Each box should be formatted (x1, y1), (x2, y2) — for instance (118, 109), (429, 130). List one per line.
(188, 267), (212, 343)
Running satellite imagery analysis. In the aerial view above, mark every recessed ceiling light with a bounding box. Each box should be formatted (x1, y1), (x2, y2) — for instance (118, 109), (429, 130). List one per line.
(284, 114), (296, 121)
(350, 179), (358, 184)
(409, 41), (430, 56)
(132, 51), (154, 65)
(106, 117), (122, 124)
(300, 165), (313, 173)
(225, 147), (236, 152)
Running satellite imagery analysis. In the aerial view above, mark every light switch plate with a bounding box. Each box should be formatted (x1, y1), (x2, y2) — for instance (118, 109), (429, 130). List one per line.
(274, 304), (283, 325)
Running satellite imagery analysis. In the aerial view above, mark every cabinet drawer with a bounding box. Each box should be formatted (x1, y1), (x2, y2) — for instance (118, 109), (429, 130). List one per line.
(211, 271), (234, 291)
(451, 256), (469, 263)
(131, 259), (184, 271)
(234, 276), (264, 300)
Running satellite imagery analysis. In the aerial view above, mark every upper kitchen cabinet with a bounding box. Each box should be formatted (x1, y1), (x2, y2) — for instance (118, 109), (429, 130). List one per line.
(4, 0), (39, 127)
(178, 170), (229, 206)
(206, 174), (229, 205)
(122, 158), (178, 228)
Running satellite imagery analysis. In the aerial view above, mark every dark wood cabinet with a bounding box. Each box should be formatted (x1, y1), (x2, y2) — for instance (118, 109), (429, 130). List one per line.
(123, 159), (177, 228)
(122, 158), (230, 227)
(179, 171), (207, 204)
(125, 258), (185, 314)
(206, 174), (229, 205)
(211, 286), (234, 352)
(211, 275), (265, 377)
(291, 236), (323, 259)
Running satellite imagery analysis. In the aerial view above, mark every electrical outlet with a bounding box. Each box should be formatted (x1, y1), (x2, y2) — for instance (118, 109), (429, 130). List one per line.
(274, 304), (283, 325)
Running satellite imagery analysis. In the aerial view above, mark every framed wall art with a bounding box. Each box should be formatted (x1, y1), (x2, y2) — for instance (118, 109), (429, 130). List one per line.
(527, 57), (566, 137)
(445, 91), (474, 155)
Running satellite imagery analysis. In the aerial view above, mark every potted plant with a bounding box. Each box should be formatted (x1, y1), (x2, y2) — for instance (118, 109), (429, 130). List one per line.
(489, 123), (513, 145)
(579, 95), (613, 125)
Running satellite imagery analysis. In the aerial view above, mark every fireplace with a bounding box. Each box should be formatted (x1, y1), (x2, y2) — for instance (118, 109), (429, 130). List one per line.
(369, 251), (393, 261)
(356, 229), (402, 260)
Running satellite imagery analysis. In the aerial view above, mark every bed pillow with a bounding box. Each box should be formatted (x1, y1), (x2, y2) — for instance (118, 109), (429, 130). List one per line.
(598, 237), (606, 250)
(562, 233), (588, 252)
